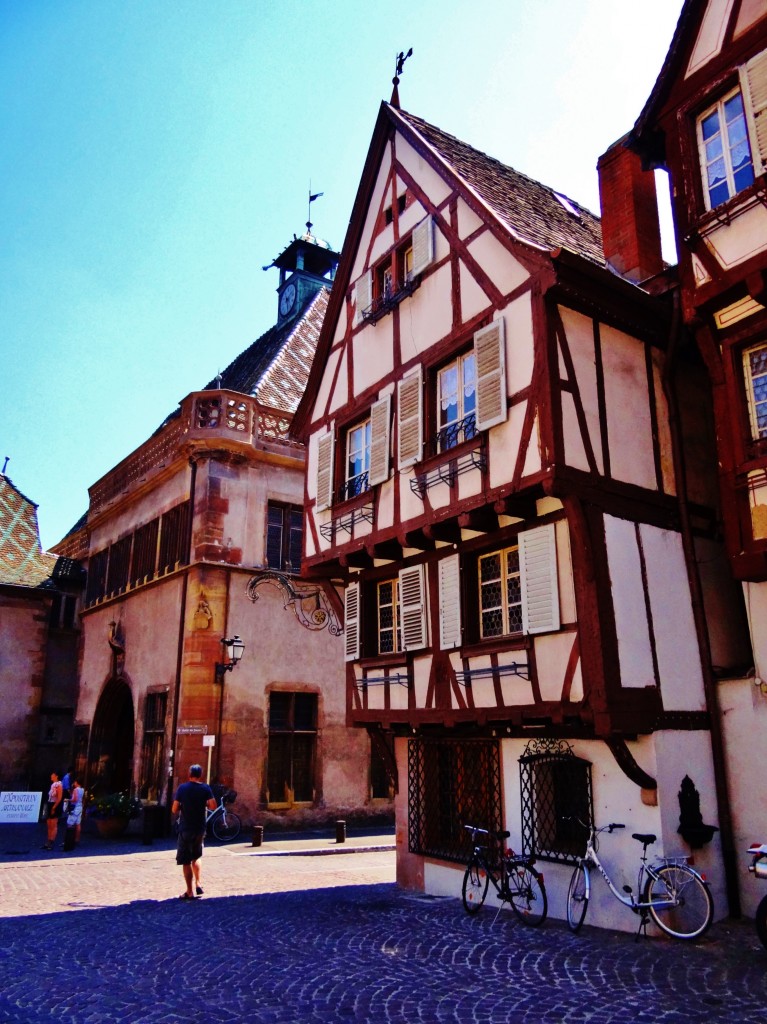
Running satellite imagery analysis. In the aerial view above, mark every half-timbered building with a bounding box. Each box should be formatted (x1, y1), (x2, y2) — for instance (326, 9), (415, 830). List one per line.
(293, 99), (748, 928)
(628, 0), (767, 918)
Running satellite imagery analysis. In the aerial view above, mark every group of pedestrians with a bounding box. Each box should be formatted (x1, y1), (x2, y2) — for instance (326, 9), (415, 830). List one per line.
(42, 768), (84, 851)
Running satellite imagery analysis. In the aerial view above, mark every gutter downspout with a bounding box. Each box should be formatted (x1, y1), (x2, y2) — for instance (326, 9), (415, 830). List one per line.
(662, 291), (740, 917)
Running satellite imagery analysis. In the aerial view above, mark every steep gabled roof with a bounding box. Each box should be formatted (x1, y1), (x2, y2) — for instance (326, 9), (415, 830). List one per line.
(294, 102), (605, 437)
(395, 109), (603, 264)
(203, 287), (329, 413)
(0, 473), (56, 586)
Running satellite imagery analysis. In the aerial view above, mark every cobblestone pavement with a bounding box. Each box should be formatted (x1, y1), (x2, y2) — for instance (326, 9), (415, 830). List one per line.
(0, 824), (766, 1023)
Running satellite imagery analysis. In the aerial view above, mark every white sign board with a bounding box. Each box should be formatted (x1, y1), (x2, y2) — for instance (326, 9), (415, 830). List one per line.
(202, 734), (215, 747)
(0, 791), (42, 824)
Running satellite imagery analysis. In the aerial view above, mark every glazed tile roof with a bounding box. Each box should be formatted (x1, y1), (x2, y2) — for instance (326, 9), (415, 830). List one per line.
(0, 474), (56, 586)
(203, 287), (330, 413)
(396, 108), (604, 265)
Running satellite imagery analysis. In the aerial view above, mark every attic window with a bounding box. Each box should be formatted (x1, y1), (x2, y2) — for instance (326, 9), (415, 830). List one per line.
(384, 194), (408, 226)
(553, 192), (581, 219)
(354, 215), (434, 325)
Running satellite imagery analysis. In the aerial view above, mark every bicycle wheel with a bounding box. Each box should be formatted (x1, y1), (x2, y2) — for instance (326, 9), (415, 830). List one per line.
(506, 861), (548, 926)
(462, 857), (489, 914)
(211, 810), (241, 842)
(643, 863), (713, 940)
(566, 863), (589, 933)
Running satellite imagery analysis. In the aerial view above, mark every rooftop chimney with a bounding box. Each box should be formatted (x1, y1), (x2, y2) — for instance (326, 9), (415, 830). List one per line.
(597, 137), (663, 284)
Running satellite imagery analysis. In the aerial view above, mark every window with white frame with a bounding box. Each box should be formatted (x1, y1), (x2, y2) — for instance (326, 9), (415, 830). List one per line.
(744, 342), (767, 441)
(697, 87), (755, 209)
(345, 417), (371, 499)
(354, 215), (433, 325)
(437, 350), (477, 451)
(479, 546), (522, 639)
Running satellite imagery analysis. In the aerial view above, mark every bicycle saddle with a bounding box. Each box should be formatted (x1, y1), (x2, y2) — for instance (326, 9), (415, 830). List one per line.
(495, 830), (511, 841)
(632, 833), (656, 845)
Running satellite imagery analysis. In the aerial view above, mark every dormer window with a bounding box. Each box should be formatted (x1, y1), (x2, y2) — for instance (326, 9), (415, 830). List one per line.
(697, 88), (755, 209)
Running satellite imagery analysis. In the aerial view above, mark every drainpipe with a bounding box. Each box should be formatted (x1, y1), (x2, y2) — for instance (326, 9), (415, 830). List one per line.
(662, 291), (740, 917)
(216, 571), (232, 783)
(166, 456), (198, 818)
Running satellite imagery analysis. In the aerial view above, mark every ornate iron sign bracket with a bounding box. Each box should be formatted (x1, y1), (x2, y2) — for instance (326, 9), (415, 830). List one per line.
(246, 570), (341, 635)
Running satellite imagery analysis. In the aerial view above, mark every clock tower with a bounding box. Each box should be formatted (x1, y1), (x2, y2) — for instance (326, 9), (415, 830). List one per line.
(268, 231), (340, 325)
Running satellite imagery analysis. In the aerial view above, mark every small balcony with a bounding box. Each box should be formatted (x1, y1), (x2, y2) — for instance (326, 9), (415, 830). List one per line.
(89, 390), (303, 517)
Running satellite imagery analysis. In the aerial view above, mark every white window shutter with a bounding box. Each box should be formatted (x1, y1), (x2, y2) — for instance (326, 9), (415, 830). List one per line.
(475, 318), (507, 431)
(399, 563), (427, 651)
(315, 428), (335, 512)
(354, 271), (372, 325)
(744, 48), (767, 173)
(411, 215), (434, 277)
(344, 581), (360, 661)
(438, 553), (462, 650)
(368, 395), (391, 487)
(397, 366), (423, 469)
(519, 524), (560, 635)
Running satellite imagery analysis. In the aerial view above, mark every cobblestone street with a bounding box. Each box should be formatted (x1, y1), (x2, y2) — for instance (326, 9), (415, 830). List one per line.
(0, 824), (765, 1023)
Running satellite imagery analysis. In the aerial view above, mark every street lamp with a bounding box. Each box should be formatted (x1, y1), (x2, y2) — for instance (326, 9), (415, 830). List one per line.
(215, 635), (245, 681)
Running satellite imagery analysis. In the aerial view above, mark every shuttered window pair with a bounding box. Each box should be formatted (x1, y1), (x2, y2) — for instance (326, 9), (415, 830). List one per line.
(315, 396), (392, 512)
(696, 48), (767, 210)
(343, 524), (559, 661)
(353, 215), (435, 326)
(345, 564), (427, 662)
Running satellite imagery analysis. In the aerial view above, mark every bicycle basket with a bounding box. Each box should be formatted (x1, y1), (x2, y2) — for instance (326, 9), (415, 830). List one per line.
(223, 789), (237, 804)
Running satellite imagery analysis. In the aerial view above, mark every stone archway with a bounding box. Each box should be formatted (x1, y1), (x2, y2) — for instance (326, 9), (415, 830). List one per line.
(88, 677), (135, 796)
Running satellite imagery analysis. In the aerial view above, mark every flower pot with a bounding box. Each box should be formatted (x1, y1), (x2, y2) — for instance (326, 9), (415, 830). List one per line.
(94, 816), (130, 839)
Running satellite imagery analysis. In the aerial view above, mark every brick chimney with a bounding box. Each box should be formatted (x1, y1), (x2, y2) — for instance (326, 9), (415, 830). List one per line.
(597, 137), (663, 284)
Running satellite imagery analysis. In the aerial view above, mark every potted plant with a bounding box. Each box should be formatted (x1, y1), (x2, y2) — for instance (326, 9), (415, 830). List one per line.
(88, 791), (142, 838)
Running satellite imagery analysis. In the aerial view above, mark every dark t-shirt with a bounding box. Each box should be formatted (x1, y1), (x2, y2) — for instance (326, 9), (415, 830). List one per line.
(174, 780), (214, 833)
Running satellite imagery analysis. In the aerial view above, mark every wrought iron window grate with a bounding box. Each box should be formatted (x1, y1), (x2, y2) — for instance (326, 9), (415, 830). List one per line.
(319, 503), (374, 542)
(519, 738), (593, 865)
(408, 737), (502, 864)
(454, 662), (529, 686)
(410, 445), (486, 499)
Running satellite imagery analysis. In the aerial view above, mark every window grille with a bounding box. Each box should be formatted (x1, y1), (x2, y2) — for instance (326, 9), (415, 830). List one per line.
(408, 737), (502, 863)
(519, 738), (593, 865)
(139, 691), (168, 801)
(267, 692), (318, 806)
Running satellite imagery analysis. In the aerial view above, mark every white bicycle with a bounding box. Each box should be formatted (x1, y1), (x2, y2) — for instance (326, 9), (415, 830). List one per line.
(566, 819), (713, 941)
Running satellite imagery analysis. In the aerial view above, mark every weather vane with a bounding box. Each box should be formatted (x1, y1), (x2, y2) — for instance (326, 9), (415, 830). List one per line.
(390, 47), (413, 108)
(307, 184), (323, 234)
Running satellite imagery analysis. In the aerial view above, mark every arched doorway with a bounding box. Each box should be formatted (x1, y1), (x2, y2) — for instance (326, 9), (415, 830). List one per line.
(88, 677), (135, 795)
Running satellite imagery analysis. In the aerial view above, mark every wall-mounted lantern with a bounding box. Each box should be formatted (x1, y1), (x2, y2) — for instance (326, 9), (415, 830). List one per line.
(215, 635), (245, 682)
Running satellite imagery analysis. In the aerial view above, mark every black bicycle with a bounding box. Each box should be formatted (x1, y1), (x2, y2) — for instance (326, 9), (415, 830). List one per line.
(462, 825), (548, 926)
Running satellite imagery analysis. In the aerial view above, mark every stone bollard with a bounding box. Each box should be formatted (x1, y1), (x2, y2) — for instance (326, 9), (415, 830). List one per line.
(336, 819), (346, 844)
(252, 825), (264, 847)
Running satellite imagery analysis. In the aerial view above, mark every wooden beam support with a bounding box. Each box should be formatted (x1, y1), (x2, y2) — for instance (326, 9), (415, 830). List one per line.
(340, 548), (374, 570)
(399, 528), (435, 551)
(366, 537), (403, 561)
(494, 495), (538, 520)
(458, 508), (498, 533)
(423, 520), (461, 545)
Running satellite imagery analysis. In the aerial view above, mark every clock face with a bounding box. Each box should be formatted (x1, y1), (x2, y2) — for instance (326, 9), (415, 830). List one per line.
(280, 282), (297, 317)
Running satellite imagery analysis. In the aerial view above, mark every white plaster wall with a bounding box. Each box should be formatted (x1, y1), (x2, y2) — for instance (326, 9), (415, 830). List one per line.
(353, 318), (395, 396)
(744, 580), (767, 685)
(399, 264), (454, 362)
(605, 515), (656, 689)
(719, 675), (767, 918)
(641, 523), (706, 711)
(601, 324), (657, 490)
(559, 306), (604, 474)
(457, 197), (483, 239)
(350, 147), (392, 282)
(703, 203), (767, 269)
(459, 262), (491, 324)
(327, 349), (349, 414)
(395, 137), (451, 210)
(466, 232), (528, 298)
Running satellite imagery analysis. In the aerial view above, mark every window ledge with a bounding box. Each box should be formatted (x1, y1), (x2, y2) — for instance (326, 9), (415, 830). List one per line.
(696, 175), (767, 233)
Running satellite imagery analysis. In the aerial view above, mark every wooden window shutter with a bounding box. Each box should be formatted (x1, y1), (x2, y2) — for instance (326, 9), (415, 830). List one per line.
(519, 524), (560, 635)
(474, 318), (507, 431)
(438, 553), (462, 650)
(354, 271), (372, 325)
(411, 215), (435, 277)
(344, 581), (360, 662)
(315, 428), (335, 512)
(397, 366), (423, 469)
(744, 48), (767, 173)
(399, 563), (427, 651)
(368, 395), (391, 487)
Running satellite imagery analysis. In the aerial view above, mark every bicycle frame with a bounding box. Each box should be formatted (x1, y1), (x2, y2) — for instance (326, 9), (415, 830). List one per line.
(578, 827), (692, 913)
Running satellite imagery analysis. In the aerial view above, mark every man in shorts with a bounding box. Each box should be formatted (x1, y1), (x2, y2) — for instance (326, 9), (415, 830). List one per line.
(171, 764), (217, 900)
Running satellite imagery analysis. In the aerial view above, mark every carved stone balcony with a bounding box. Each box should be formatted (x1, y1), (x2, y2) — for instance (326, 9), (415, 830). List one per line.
(89, 390), (303, 517)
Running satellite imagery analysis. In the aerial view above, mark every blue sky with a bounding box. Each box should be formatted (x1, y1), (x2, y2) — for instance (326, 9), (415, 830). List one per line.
(1, 0), (684, 550)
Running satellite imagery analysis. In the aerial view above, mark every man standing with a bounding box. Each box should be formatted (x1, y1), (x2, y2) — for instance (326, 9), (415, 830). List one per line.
(171, 764), (217, 900)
